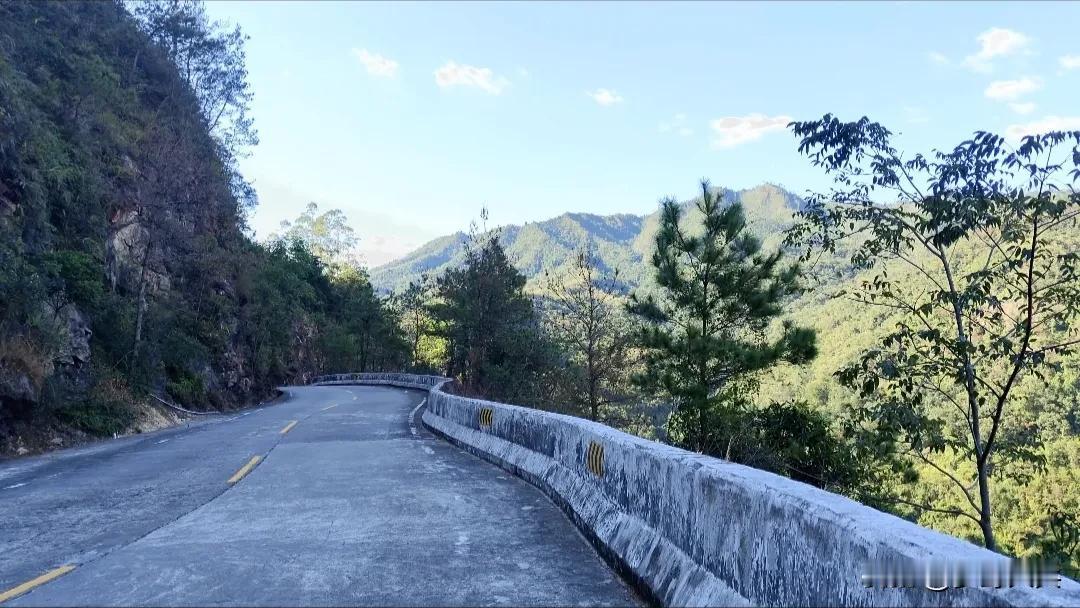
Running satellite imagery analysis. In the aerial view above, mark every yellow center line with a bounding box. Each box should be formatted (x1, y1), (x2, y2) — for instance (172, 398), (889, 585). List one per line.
(227, 455), (262, 484)
(321, 404), (338, 411)
(279, 420), (298, 435)
(0, 565), (76, 603)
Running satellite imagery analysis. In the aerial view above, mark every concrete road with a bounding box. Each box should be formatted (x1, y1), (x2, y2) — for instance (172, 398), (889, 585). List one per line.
(0, 385), (638, 606)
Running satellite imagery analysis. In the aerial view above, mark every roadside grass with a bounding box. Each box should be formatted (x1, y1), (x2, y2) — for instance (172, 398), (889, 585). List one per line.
(56, 375), (136, 437)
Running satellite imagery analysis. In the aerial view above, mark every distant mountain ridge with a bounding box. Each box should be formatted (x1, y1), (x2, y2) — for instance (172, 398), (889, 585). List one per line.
(370, 184), (805, 293)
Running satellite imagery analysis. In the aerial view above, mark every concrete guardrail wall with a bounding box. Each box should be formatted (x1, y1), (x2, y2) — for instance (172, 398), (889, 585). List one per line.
(311, 372), (447, 390)
(312, 372), (1080, 607)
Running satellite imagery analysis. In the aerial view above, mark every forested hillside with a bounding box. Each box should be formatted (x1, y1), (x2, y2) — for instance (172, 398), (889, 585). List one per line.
(370, 183), (803, 293)
(0, 1), (405, 454)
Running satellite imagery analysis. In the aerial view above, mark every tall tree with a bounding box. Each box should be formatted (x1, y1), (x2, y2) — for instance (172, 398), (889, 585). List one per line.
(273, 202), (359, 267)
(120, 70), (224, 381)
(131, 0), (257, 162)
(326, 265), (405, 373)
(241, 238), (327, 385)
(543, 245), (630, 421)
(432, 227), (539, 400)
(397, 275), (434, 371)
(786, 115), (1080, 550)
(629, 180), (816, 454)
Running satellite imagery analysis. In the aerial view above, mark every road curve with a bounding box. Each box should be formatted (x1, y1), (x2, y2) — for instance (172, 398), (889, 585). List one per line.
(0, 385), (639, 606)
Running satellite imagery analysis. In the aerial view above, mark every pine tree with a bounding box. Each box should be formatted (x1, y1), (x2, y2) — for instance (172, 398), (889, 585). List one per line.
(396, 275), (446, 372)
(629, 180), (817, 454)
(432, 229), (538, 399)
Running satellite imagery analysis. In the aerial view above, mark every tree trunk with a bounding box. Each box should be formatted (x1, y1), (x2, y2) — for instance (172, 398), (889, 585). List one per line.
(698, 403), (706, 453)
(588, 376), (598, 422)
(977, 461), (996, 550)
(132, 278), (147, 370)
(587, 345), (598, 421)
(940, 251), (997, 550)
(359, 324), (370, 372)
(131, 241), (153, 374)
(412, 309), (421, 369)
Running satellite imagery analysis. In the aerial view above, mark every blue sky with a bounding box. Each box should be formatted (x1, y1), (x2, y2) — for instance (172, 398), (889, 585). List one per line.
(204, 1), (1080, 266)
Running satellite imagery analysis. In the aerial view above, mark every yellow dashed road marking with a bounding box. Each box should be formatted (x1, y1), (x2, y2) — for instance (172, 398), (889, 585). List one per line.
(279, 420), (298, 435)
(0, 565), (76, 603)
(227, 456), (262, 484)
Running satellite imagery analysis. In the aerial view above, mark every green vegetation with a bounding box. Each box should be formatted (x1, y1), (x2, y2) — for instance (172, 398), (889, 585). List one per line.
(629, 180), (817, 454)
(395, 275), (442, 373)
(370, 186), (799, 294)
(380, 161), (1079, 572)
(0, 1), (406, 447)
(787, 115), (1080, 552)
(430, 220), (559, 405)
(1, 0), (1074, 580)
(542, 245), (631, 422)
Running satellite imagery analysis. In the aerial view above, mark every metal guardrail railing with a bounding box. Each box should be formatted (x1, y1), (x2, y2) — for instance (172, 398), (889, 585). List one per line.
(150, 393), (215, 416)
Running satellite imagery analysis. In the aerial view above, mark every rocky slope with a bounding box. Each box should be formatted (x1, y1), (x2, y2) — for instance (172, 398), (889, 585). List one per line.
(0, 1), (398, 455)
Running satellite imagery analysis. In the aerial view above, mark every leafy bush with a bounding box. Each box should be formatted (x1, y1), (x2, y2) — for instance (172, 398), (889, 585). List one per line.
(166, 371), (206, 408)
(56, 375), (134, 436)
(46, 250), (104, 310)
(0, 334), (53, 393)
(750, 400), (863, 492)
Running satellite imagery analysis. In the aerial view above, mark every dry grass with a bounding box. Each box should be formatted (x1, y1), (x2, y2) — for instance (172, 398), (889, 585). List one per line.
(0, 334), (54, 390)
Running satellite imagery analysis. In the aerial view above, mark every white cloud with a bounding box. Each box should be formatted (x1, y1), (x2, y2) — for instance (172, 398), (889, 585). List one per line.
(1006, 116), (1080, 138)
(1009, 102), (1036, 115)
(709, 113), (792, 148)
(962, 27), (1029, 72)
(1060, 55), (1080, 70)
(361, 234), (428, 267)
(351, 48), (399, 78)
(587, 88), (624, 106)
(659, 113), (693, 136)
(927, 51), (949, 65)
(434, 61), (509, 95)
(984, 77), (1040, 100)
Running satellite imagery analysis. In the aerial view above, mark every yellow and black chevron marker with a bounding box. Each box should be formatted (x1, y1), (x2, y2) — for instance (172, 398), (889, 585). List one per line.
(478, 407), (494, 430)
(586, 441), (605, 477)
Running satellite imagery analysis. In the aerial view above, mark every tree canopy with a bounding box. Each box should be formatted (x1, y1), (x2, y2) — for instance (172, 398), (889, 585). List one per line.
(629, 180), (817, 454)
(787, 114), (1080, 550)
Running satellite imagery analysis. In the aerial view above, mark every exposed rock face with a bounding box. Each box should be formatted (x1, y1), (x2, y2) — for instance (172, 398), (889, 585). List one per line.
(0, 305), (88, 412)
(53, 304), (92, 367)
(220, 346), (252, 396)
(107, 208), (171, 295)
(288, 318), (322, 385)
(0, 194), (14, 218)
(1, 2), (303, 448)
(0, 368), (38, 406)
(0, 330), (45, 413)
(43, 303), (93, 402)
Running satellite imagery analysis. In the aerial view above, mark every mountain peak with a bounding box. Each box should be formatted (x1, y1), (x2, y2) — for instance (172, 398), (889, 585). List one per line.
(369, 183), (804, 293)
